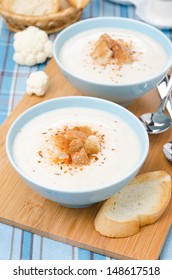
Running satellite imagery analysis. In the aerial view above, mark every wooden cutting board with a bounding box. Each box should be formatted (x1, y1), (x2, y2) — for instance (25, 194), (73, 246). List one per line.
(0, 59), (172, 260)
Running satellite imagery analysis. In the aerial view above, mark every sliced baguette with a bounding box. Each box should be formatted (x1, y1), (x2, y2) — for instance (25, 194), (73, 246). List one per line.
(94, 171), (171, 238)
(59, 0), (71, 10)
(67, 0), (90, 8)
(9, 0), (60, 15)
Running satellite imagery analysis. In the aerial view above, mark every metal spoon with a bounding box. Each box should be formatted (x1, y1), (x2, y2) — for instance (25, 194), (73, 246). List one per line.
(157, 75), (172, 162)
(139, 83), (172, 134)
(157, 74), (172, 119)
(163, 141), (172, 162)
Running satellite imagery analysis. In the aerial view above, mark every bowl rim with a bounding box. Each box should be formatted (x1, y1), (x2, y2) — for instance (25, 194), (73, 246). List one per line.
(53, 16), (172, 87)
(6, 96), (149, 194)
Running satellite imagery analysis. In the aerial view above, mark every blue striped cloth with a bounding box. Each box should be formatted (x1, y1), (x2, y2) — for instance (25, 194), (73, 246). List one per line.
(0, 0), (172, 260)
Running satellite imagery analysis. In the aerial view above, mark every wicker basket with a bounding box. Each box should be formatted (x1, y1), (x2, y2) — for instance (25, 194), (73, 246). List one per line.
(0, 0), (85, 34)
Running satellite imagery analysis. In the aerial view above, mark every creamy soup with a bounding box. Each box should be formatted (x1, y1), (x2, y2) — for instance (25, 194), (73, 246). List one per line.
(59, 28), (167, 84)
(13, 107), (141, 191)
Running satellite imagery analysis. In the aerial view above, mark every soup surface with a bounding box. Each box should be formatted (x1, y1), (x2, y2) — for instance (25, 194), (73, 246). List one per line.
(59, 28), (167, 84)
(13, 107), (141, 191)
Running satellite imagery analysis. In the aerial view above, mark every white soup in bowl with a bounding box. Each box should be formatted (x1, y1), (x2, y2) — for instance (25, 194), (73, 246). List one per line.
(12, 107), (141, 191)
(59, 28), (167, 85)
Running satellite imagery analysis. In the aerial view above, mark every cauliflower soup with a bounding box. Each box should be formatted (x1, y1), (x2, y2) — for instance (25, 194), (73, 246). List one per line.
(12, 107), (141, 191)
(59, 28), (167, 84)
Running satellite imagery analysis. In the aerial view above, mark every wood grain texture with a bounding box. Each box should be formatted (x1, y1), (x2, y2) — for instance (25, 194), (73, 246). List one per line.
(0, 59), (172, 260)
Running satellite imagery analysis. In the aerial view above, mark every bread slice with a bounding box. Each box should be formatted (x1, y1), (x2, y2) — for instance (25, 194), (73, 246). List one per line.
(59, 0), (71, 10)
(68, 0), (90, 9)
(94, 171), (171, 238)
(10, 0), (59, 15)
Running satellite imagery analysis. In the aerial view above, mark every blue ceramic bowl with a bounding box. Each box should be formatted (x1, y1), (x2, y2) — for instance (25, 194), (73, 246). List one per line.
(53, 17), (172, 106)
(6, 96), (149, 208)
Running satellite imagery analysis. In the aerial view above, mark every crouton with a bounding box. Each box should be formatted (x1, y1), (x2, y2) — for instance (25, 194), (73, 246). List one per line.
(71, 147), (89, 165)
(84, 135), (100, 154)
(68, 138), (83, 155)
(53, 134), (70, 153)
(91, 39), (113, 65)
(65, 129), (87, 142)
(91, 33), (134, 66)
(73, 126), (93, 136)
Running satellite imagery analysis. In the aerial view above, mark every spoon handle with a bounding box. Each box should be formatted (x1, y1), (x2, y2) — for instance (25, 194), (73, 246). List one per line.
(162, 78), (172, 112)
(168, 85), (172, 117)
(158, 76), (172, 113)
(157, 74), (172, 118)
(163, 141), (172, 162)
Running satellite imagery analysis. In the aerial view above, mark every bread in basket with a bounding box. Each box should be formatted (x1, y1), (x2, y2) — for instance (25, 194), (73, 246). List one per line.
(0, 0), (90, 33)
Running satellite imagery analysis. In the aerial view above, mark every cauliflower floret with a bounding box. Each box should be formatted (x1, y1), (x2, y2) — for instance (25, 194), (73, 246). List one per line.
(13, 26), (53, 66)
(26, 71), (49, 96)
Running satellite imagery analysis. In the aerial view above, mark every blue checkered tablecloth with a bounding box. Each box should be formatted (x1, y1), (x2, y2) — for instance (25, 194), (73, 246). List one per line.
(0, 0), (172, 260)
